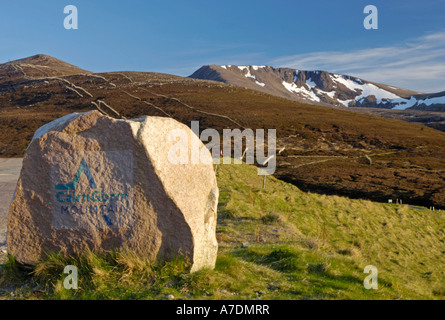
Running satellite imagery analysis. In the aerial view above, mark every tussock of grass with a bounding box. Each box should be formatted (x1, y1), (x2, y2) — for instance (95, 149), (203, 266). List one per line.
(1, 159), (444, 300)
(263, 248), (300, 273)
(261, 213), (283, 225)
(0, 255), (27, 286)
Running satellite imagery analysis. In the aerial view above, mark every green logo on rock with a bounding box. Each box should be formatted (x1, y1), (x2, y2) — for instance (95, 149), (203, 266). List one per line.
(54, 157), (130, 227)
(56, 158), (97, 190)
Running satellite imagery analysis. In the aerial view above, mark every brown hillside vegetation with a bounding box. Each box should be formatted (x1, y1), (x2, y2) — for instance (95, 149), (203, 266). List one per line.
(1, 55), (445, 208)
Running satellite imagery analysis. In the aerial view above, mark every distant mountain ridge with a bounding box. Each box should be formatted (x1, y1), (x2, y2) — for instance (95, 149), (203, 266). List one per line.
(190, 65), (445, 111)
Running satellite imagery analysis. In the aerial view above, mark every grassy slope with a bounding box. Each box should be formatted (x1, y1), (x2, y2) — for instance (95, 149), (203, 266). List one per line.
(1, 160), (444, 300)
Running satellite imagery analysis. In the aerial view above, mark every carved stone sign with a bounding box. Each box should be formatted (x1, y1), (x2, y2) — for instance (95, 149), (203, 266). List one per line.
(8, 111), (218, 272)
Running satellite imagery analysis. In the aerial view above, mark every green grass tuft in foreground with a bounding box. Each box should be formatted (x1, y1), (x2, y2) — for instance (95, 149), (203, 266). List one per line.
(1, 159), (444, 300)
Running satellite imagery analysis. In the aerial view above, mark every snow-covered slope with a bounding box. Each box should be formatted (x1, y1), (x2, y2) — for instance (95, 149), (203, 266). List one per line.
(391, 93), (445, 110)
(190, 65), (445, 111)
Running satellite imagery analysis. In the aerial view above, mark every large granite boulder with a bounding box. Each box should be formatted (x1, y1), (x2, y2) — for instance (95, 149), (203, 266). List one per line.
(7, 111), (218, 272)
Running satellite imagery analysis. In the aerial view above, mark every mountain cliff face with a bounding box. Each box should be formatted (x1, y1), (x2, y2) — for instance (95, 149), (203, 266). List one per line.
(190, 65), (445, 111)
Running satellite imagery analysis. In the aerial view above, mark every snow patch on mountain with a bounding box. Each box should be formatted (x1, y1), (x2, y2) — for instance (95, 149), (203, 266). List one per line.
(282, 81), (320, 102)
(238, 66), (255, 79)
(255, 80), (266, 87)
(338, 99), (353, 107)
(237, 66), (266, 87)
(331, 74), (401, 103)
(252, 65), (266, 71)
(316, 88), (336, 98)
(392, 95), (445, 110)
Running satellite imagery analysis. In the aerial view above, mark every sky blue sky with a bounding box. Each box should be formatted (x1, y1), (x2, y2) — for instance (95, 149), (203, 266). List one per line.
(1, 0), (444, 92)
